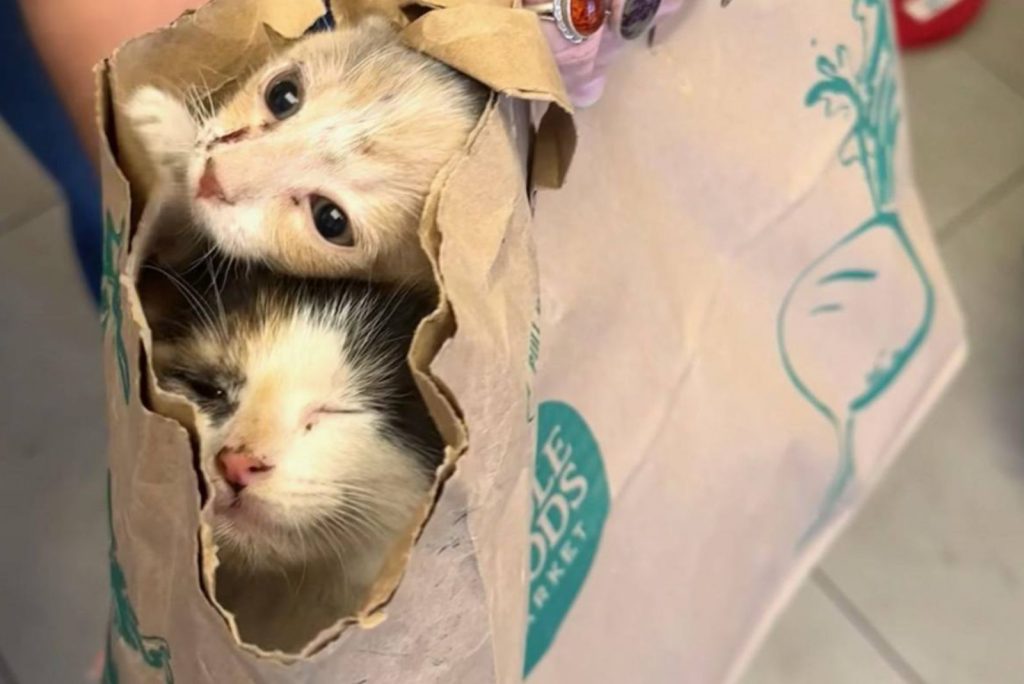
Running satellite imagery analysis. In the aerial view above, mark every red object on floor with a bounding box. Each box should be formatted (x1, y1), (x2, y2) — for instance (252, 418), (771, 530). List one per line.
(892, 0), (987, 49)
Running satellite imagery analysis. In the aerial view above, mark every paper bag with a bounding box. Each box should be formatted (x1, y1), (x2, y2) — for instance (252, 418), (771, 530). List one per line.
(519, 0), (965, 682)
(97, 0), (965, 682)
(97, 1), (569, 682)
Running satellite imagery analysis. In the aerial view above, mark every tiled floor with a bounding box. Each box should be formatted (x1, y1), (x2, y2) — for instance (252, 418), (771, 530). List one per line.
(0, 134), (108, 684)
(0, 5), (1022, 684)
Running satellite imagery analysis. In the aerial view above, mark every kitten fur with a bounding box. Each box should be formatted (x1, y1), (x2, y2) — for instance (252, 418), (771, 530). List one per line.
(126, 16), (486, 285)
(148, 264), (444, 652)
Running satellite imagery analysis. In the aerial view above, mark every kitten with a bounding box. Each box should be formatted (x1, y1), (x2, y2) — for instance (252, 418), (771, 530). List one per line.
(148, 264), (444, 652)
(126, 15), (486, 285)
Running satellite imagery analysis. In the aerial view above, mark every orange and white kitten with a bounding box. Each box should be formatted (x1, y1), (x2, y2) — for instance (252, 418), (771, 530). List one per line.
(126, 16), (485, 284)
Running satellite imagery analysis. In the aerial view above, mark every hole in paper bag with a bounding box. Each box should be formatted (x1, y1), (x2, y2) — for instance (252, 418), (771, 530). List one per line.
(136, 250), (448, 653)
(112, 0), (503, 657)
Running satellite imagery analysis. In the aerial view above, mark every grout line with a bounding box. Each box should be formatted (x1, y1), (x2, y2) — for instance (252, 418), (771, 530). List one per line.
(811, 569), (929, 684)
(937, 164), (1024, 242)
(967, 61), (1024, 103)
(959, 41), (1024, 104)
(0, 649), (18, 684)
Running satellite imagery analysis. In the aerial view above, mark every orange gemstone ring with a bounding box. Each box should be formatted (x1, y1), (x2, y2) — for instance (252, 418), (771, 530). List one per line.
(528, 0), (609, 44)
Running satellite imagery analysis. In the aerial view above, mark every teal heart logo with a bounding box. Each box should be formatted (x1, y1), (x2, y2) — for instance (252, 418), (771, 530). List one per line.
(523, 401), (610, 677)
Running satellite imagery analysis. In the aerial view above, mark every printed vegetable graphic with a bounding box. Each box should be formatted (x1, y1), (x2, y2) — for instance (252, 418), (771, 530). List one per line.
(103, 473), (174, 683)
(778, 0), (934, 544)
(100, 212), (130, 404)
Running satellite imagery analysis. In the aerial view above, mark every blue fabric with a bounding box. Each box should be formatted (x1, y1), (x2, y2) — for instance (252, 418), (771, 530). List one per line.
(0, 1), (102, 303)
(306, 2), (336, 34)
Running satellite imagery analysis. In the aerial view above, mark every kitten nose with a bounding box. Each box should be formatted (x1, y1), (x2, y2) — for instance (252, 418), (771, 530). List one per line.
(217, 447), (272, 492)
(196, 159), (227, 202)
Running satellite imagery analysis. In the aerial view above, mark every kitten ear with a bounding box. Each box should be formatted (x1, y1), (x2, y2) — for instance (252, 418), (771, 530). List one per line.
(124, 87), (197, 175)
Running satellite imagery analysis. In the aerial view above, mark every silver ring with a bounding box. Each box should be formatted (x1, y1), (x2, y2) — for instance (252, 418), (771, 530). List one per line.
(527, 0), (609, 44)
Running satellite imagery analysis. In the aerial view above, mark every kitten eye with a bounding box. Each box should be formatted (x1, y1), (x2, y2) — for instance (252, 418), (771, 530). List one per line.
(264, 69), (303, 120)
(187, 378), (227, 402)
(310, 195), (353, 246)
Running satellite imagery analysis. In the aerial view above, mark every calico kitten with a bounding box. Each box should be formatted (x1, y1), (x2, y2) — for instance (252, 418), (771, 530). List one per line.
(148, 264), (443, 651)
(126, 15), (486, 285)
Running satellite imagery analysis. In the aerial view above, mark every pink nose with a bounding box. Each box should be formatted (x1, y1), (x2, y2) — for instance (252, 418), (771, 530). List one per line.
(217, 447), (272, 492)
(196, 159), (227, 201)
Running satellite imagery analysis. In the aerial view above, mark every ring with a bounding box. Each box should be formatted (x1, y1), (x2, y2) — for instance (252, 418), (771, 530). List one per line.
(616, 0), (661, 39)
(527, 0), (609, 44)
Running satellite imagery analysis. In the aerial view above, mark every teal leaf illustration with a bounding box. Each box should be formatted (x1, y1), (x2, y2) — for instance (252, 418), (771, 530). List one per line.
(524, 401), (610, 677)
(815, 55), (839, 78)
(805, 78), (859, 113)
(101, 212), (131, 404)
(105, 473), (174, 683)
(838, 133), (861, 166)
(806, 0), (900, 213)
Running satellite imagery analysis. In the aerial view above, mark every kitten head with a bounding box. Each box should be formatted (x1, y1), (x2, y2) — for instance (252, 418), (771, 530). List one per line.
(151, 269), (444, 575)
(130, 17), (485, 284)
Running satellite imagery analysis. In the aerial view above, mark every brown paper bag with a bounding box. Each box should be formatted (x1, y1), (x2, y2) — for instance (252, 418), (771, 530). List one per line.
(97, 1), (569, 681)
(99, 0), (965, 682)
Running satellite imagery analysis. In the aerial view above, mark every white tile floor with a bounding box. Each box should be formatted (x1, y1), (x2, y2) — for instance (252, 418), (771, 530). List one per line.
(0, 5), (1022, 683)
